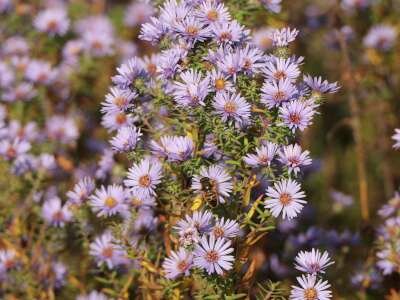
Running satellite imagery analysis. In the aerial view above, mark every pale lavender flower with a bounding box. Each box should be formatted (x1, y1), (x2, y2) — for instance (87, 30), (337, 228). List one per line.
(279, 144), (312, 175)
(0, 138), (31, 161)
(192, 165), (233, 204)
(150, 135), (194, 162)
(217, 49), (242, 81)
(263, 57), (300, 82)
(0, 0), (11, 13)
(139, 17), (168, 44)
(330, 190), (354, 208)
(201, 134), (222, 159)
(272, 27), (299, 47)
(252, 27), (275, 51)
(0, 62), (15, 88)
(159, 0), (190, 29)
(2, 36), (29, 56)
(118, 40), (138, 62)
(124, 1), (154, 28)
(265, 178), (307, 219)
(90, 185), (128, 217)
(376, 242), (400, 275)
(42, 197), (73, 227)
(290, 274), (332, 300)
(207, 69), (234, 94)
(34, 8), (70, 36)
(96, 149), (115, 180)
(11, 154), (37, 175)
(261, 78), (298, 108)
(102, 87), (137, 114)
(173, 16), (211, 43)
(260, 0), (282, 13)
(363, 25), (397, 51)
(102, 111), (134, 132)
(124, 157), (163, 197)
(303, 75), (340, 94)
(77, 291), (109, 300)
(211, 20), (244, 45)
(294, 248), (334, 274)
(213, 91), (251, 127)
(392, 129), (400, 149)
(2, 82), (37, 102)
(240, 45), (266, 75)
(163, 248), (193, 279)
(172, 69), (210, 107)
(211, 217), (240, 239)
(378, 192), (400, 218)
(46, 115), (78, 144)
(82, 32), (114, 57)
(157, 49), (182, 81)
(67, 177), (96, 205)
(75, 15), (114, 36)
(110, 125), (142, 153)
(126, 190), (156, 209)
(174, 210), (214, 236)
(53, 261), (67, 288)
(193, 235), (234, 275)
(112, 57), (144, 90)
(89, 232), (128, 269)
(6, 120), (38, 142)
(38, 153), (57, 171)
(243, 142), (279, 167)
(62, 40), (84, 64)
(25, 60), (56, 85)
(279, 100), (315, 132)
(197, 0), (230, 25)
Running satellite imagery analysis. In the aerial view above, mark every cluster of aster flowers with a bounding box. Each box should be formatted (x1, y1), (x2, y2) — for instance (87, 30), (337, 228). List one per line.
(375, 192), (400, 275)
(71, 0), (341, 295)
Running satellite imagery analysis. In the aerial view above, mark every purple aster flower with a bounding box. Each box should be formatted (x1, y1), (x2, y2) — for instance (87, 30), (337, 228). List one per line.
(290, 274), (332, 300)
(124, 157), (163, 197)
(213, 91), (251, 127)
(132, 208), (158, 232)
(157, 49), (181, 81)
(211, 217), (240, 239)
(89, 232), (128, 269)
(46, 115), (78, 144)
(243, 142), (279, 167)
(139, 17), (168, 44)
(193, 235), (234, 275)
(330, 190), (354, 208)
(150, 135), (194, 162)
(363, 25), (397, 51)
(252, 27), (275, 51)
(101, 87), (137, 114)
(0, 62), (14, 88)
(175, 210), (214, 236)
(75, 15), (114, 36)
(0, 249), (18, 279)
(77, 291), (109, 300)
(239, 45), (266, 75)
(261, 78), (298, 108)
(112, 57), (144, 90)
(82, 31), (114, 57)
(2, 82), (37, 102)
(217, 48), (242, 81)
(279, 100), (315, 132)
(38, 153), (57, 172)
(294, 249), (334, 274)
(260, 0), (282, 13)
(25, 59), (56, 85)
(197, 0), (230, 25)
(34, 7), (70, 36)
(2, 36), (29, 56)
(207, 69), (234, 94)
(376, 242), (400, 275)
(392, 129), (400, 149)
(163, 248), (193, 279)
(67, 177), (95, 205)
(126, 190), (156, 209)
(0, 138), (31, 161)
(378, 192), (400, 218)
(263, 57), (300, 82)
(96, 149), (115, 180)
(52, 261), (67, 288)
(201, 134), (222, 159)
(90, 184), (128, 217)
(101, 111), (134, 132)
(172, 69), (210, 107)
(110, 125), (142, 153)
(279, 144), (312, 175)
(0, 0), (11, 14)
(211, 20), (244, 45)
(11, 154), (37, 175)
(272, 27), (299, 47)
(159, 0), (190, 28)
(265, 178), (307, 219)
(62, 39), (84, 64)
(303, 75), (340, 94)
(42, 197), (73, 227)
(192, 165), (233, 204)
(124, 1), (154, 28)
(140, 54), (160, 82)
(173, 16), (211, 43)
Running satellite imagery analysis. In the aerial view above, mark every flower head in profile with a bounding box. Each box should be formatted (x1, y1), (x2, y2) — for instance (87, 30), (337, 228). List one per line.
(112, 57), (144, 90)
(110, 125), (142, 153)
(90, 185), (128, 217)
(261, 78), (297, 108)
(265, 178), (306, 219)
(150, 135), (194, 162)
(124, 157), (163, 197)
(34, 8), (70, 36)
(175, 210), (214, 236)
(194, 235), (234, 275)
(163, 248), (193, 279)
(272, 27), (299, 47)
(290, 274), (332, 300)
(303, 75), (340, 95)
(213, 91), (251, 127)
(192, 165), (233, 204)
(279, 144), (312, 175)
(42, 197), (73, 227)
(89, 232), (128, 269)
(66, 177), (95, 205)
(244, 142), (279, 167)
(294, 248), (334, 274)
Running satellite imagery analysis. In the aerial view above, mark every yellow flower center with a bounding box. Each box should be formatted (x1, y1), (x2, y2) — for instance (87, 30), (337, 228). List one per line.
(304, 288), (317, 300)
(104, 197), (117, 208)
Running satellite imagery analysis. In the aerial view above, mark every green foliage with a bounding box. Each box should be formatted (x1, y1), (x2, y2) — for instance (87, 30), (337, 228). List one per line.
(255, 280), (289, 300)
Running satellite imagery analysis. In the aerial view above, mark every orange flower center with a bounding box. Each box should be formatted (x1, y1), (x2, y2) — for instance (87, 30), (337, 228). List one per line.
(279, 193), (292, 206)
(207, 10), (218, 21)
(139, 175), (151, 187)
(289, 113), (301, 124)
(205, 250), (219, 263)
(274, 71), (286, 80)
(104, 197), (117, 208)
(274, 91), (286, 101)
(116, 113), (127, 124)
(186, 26), (199, 36)
(6, 147), (16, 159)
(114, 96), (127, 108)
(177, 260), (189, 272)
(224, 101), (237, 114)
(215, 78), (225, 90)
(102, 246), (114, 258)
(213, 226), (224, 238)
(304, 288), (317, 300)
(220, 32), (232, 41)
